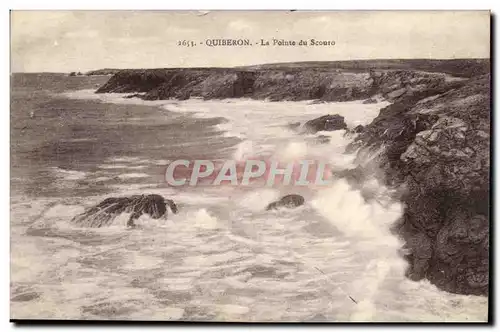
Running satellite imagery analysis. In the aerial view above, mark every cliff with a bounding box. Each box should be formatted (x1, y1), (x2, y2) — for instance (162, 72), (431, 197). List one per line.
(349, 74), (490, 296)
(94, 59), (488, 103)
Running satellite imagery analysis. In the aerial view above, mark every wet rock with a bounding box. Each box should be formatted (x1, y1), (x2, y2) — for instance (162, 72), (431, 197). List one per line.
(303, 114), (347, 133)
(71, 194), (179, 228)
(266, 194), (305, 211)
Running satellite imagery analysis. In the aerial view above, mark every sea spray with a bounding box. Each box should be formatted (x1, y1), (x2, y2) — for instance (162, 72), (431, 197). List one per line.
(311, 177), (407, 320)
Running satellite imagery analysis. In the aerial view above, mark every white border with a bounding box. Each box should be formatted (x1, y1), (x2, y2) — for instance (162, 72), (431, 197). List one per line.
(3, 1), (497, 331)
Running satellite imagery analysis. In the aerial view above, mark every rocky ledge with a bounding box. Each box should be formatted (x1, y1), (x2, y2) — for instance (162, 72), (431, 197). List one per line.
(348, 73), (490, 296)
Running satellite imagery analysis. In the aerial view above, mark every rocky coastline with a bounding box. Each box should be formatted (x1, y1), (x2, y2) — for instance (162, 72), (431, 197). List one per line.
(93, 59), (490, 296)
(349, 73), (490, 296)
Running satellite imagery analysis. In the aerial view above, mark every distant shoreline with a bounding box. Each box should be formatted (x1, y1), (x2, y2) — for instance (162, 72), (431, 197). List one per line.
(11, 57), (490, 77)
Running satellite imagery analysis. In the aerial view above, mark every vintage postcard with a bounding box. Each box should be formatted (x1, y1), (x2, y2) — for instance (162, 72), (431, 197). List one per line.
(10, 10), (490, 322)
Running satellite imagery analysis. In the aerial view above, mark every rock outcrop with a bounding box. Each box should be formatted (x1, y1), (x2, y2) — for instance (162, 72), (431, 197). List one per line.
(266, 194), (305, 211)
(350, 74), (490, 296)
(71, 194), (179, 228)
(303, 114), (347, 133)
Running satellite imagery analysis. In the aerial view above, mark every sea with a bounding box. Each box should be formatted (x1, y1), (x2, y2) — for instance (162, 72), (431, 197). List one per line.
(10, 73), (488, 321)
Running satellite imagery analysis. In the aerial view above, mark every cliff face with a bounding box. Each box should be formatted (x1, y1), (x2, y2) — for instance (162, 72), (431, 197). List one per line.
(96, 68), (374, 102)
(94, 59), (488, 101)
(350, 74), (490, 296)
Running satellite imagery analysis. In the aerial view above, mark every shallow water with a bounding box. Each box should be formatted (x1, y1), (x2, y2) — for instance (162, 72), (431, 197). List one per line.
(10, 74), (488, 321)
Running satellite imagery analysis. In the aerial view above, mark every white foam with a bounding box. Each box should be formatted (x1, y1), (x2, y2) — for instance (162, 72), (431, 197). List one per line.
(312, 179), (403, 243)
(187, 208), (219, 230)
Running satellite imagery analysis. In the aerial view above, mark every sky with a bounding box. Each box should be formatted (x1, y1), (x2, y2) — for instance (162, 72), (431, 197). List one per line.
(10, 10), (490, 73)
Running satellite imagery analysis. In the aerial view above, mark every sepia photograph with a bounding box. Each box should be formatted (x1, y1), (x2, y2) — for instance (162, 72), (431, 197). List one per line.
(10, 10), (491, 322)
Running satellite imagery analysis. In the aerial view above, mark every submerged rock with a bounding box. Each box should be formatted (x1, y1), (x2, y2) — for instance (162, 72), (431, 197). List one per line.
(303, 114), (347, 133)
(266, 194), (305, 211)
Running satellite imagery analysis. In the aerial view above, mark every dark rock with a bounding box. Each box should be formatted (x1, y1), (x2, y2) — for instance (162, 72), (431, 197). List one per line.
(354, 74), (490, 296)
(71, 194), (179, 228)
(266, 194), (305, 211)
(303, 114), (347, 133)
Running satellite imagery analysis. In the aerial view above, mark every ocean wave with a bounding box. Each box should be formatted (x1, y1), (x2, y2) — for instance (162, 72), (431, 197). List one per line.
(13, 93), (487, 321)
